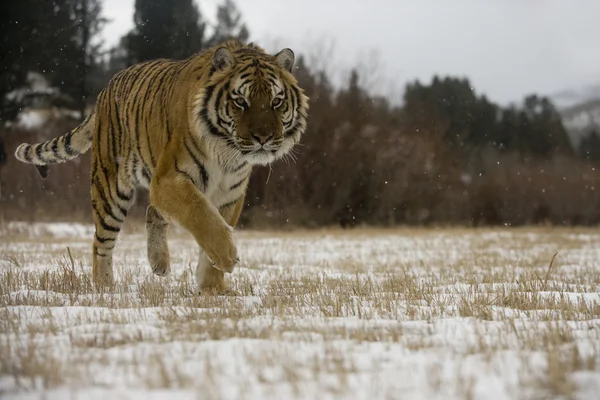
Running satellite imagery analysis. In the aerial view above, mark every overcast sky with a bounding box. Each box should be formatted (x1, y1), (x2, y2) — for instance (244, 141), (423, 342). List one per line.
(102, 0), (600, 106)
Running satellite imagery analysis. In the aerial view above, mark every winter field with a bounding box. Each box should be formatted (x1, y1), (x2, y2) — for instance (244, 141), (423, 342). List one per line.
(0, 222), (599, 400)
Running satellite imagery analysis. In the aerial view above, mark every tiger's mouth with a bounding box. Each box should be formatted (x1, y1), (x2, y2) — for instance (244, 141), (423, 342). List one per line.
(254, 147), (276, 155)
(235, 139), (281, 154)
(238, 140), (285, 164)
(238, 146), (279, 157)
(230, 133), (291, 165)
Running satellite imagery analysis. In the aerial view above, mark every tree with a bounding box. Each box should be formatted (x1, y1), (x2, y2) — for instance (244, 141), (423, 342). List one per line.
(330, 70), (379, 227)
(403, 76), (485, 148)
(127, 0), (206, 63)
(0, 135), (6, 167)
(519, 94), (573, 157)
(170, 0), (206, 60)
(401, 77), (571, 158)
(579, 130), (600, 162)
(207, 0), (249, 47)
(116, 0), (249, 69)
(0, 1), (67, 121)
(468, 95), (499, 147)
(69, 0), (107, 119)
(0, 0), (105, 122)
(496, 107), (523, 151)
(130, 0), (175, 62)
(106, 33), (137, 76)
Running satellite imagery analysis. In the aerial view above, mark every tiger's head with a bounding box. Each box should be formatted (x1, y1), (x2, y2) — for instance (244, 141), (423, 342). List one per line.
(195, 42), (309, 166)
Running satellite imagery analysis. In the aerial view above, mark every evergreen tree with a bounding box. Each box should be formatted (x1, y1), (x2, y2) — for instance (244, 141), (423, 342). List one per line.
(127, 0), (206, 63)
(579, 130), (600, 161)
(208, 0), (249, 46)
(403, 76), (482, 146)
(0, 1), (28, 113)
(402, 77), (571, 158)
(0, 0), (105, 121)
(69, 0), (107, 119)
(467, 95), (499, 147)
(1, 1), (68, 120)
(0, 135), (6, 167)
(129, 0), (174, 62)
(496, 107), (522, 151)
(523, 95), (572, 156)
(105, 37), (131, 79)
(171, 0), (206, 60)
(337, 69), (369, 127)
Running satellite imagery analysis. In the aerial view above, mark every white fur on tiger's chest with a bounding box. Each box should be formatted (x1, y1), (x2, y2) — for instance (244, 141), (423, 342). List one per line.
(203, 161), (251, 209)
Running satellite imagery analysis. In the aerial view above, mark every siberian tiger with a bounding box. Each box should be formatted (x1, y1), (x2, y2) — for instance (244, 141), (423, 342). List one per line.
(14, 41), (309, 294)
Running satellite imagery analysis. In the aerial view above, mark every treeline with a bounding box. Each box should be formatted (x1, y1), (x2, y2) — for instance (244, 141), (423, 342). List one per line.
(244, 67), (600, 227)
(2, 0), (600, 227)
(1, 0), (106, 121)
(0, 0), (248, 120)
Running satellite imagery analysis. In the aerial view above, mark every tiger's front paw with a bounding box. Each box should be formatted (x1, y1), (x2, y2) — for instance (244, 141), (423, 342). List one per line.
(209, 247), (239, 273)
(206, 225), (239, 273)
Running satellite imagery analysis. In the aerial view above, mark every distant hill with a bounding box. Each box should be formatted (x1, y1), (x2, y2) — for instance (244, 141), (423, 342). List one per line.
(550, 83), (600, 148)
(551, 84), (600, 109)
(558, 98), (600, 148)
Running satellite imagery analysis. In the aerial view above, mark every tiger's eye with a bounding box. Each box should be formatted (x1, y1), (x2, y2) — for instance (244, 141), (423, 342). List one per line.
(272, 98), (283, 108)
(234, 98), (247, 108)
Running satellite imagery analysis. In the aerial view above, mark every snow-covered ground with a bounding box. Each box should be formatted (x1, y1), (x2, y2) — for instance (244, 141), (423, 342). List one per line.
(1, 223), (599, 400)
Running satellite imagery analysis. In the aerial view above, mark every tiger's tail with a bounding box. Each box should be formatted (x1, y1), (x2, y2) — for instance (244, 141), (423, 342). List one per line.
(14, 111), (95, 178)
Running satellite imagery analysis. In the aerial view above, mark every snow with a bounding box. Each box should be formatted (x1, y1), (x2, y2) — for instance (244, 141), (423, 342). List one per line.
(1, 223), (599, 399)
(4, 108), (83, 130)
(3, 70), (82, 130)
(3, 221), (96, 239)
(4, 73), (60, 104)
(15, 110), (48, 129)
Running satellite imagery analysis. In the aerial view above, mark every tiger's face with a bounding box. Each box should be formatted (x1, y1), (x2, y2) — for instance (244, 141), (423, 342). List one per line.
(197, 45), (309, 166)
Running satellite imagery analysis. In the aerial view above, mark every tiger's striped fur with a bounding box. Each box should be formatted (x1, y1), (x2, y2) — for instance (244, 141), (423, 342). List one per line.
(14, 41), (309, 293)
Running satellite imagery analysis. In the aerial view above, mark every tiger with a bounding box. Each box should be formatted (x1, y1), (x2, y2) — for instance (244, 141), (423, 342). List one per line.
(14, 41), (309, 294)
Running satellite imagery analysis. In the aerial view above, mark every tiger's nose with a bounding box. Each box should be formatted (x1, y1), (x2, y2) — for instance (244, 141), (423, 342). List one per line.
(252, 133), (273, 145)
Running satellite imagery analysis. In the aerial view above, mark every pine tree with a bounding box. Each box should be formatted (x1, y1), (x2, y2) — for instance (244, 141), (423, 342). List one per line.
(0, 135), (6, 167)
(127, 0), (206, 63)
(207, 0), (249, 46)
(519, 95), (573, 157)
(497, 107), (522, 151)
(579, 130), (600, 161)
(0, 0), (67, 120)
(402, 76), (481, 146)
(170, 1), (206, 60)
(68, 0), (107, 119)
(0, 0), (105, 121)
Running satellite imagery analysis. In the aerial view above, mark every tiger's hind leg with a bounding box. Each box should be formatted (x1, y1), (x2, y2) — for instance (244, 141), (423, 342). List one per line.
(146, 205), (170, 276)
(91, 177), (135, 287)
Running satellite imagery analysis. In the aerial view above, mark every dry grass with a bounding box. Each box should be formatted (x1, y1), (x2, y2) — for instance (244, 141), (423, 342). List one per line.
(0, 223), (599, 399)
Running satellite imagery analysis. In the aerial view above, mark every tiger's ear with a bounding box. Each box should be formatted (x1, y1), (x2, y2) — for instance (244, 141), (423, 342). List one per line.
(274, 48), (295, 72)
(213, 47), (236, 70)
